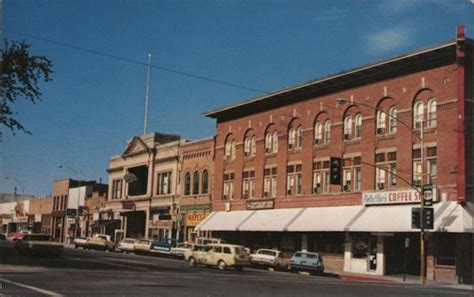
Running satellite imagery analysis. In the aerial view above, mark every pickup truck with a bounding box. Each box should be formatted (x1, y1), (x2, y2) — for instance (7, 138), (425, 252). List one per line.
(249, 248), (286, 270)
(150, 238), (178, 256)
(86, 234), (115, 252)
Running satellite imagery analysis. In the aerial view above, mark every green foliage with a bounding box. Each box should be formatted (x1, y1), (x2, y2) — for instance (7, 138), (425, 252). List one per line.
(1, 40), (53, 134)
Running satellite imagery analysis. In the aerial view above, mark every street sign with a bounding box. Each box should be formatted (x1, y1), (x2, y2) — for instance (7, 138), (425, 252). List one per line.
(423, 185), (433, 206)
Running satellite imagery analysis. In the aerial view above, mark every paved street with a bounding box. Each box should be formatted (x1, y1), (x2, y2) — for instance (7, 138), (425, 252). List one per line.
(0, 246), (471, 297)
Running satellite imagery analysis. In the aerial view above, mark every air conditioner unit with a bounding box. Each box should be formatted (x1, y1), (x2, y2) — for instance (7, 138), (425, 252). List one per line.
(376, 182), (385, 190)
(313, 187), (320, 194)
(287, 189), (292, 195)
(242, 192), (249, 199)
(415, 122), (422, 129)
(265, 147), (271, 153)
(343, 184), (351, 192)
(314, 139), (322, 145)
(264, 191), (270, 198)
(376, 128), (385, 135)
(223, 195), (228, 201)
(344, 134), (351, 141)
(225, 202), (231, 212)
(288, 143), (294, 149)
(244, 151), (249, 157)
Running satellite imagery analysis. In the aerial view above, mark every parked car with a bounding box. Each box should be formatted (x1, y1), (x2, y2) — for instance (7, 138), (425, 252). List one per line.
(249, 248), (285, 269)
(150, 238), (178, 256)
(14, 234), (64, 257)
(11, 230), (30, 241)
(170, 243), (194, 259)
(133, 239), (154, 255)
(288, 251), (324, 275)
(87, 234), (115, 252)
(73, 236), (88, 249)
(187, 243), (249, 271)
(0, 233), (8, 248)
(117, 238), (137, 253)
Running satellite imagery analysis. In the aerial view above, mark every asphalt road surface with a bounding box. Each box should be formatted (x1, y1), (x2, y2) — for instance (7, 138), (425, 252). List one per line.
(0, 246), (471, 297)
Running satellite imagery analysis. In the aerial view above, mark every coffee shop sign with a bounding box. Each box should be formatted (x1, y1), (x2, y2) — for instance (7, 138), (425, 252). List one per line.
(363, 189), (423, 206)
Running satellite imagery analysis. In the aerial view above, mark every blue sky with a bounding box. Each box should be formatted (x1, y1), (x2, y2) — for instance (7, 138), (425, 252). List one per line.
(2, 0), (472, 195)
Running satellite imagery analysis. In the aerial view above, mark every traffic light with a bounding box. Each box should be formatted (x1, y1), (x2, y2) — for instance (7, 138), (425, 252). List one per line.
(329, 157), (342, 185)
(411, 207), (421, 229)
(423, 208), (434, 230)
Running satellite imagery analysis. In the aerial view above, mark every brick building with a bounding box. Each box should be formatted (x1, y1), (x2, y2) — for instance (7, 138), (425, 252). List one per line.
(28, 197), (53, 234)
(198, 26), (473, 283)
(178, 137), (214, 242)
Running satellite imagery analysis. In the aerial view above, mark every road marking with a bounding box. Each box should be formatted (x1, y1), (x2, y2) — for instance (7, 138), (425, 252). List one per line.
(0, 277), (63, 296)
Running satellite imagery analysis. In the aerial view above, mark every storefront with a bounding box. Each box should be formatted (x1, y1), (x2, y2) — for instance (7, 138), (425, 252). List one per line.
(196, 200), (473, 282)
(149, 206), (173, 241)
(179, 204), (211, 242)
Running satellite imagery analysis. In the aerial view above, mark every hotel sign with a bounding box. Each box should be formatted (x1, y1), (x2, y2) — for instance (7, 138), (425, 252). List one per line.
(246, 199), (275, 210)
(363, 189), (423, 206)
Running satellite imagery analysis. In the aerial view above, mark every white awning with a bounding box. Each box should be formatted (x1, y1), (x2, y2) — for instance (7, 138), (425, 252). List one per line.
(196, 202), (473, 233)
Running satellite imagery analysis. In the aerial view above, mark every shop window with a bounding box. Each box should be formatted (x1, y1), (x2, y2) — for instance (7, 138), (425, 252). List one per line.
(287, 164), (302, 196)
(264, 167), (277, 198)
(352, 235), (369, 259)
(184, 172), (191, 195)
(223, 172), (234, 201)
(157, 171), (172, 195)
(201, 170), (209, 194)
(242, 170), (255, 199)
(192, 171), (200, 195)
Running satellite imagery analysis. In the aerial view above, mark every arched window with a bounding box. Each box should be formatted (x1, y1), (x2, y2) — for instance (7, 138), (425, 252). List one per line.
(414, 101), (424, 129)
(428, 99), (437, 128)
(272, 131), (278, 153)
(344, 116), (352, 140)
(192, 171), (200, 195)
(251, 136), (256, 156)
(201, 170), (209, 194)
(389, 106), (397, 133)
(314, 122), (322, 144)
(224, 137), (235, 160)
(288, 127), (296, 149)
(244, 137), (251, 157)
(376, 110), (386, 134)
(355, 114), (362, 138)
(184, 172), (191, 195)
(296, 126), (303, 148)
(324, 120), (331, 144)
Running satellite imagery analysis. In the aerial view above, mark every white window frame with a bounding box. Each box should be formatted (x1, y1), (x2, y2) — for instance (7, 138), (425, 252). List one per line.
(314, 122), (322, 145)
(428, 99), (437, 128)
(376, 110), (386, 134)
(344, 116), (352, 140)
(414, 101), (424, 129)
(355, 114), (362, 139)
(324, 120), (331, 144)
(389, 106), (397, 134)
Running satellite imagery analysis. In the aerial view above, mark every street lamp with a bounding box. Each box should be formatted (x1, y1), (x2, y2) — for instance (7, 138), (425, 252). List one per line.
(58, 164), (84, 243)
(338, 97), (427, 284)
(5, 176), (25, 195)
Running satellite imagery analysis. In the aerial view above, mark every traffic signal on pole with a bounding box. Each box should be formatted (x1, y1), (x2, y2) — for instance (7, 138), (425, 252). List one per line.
(411, 207), (421, 229)
(423, 208), (434, 230)
(329, 157), (342, 185)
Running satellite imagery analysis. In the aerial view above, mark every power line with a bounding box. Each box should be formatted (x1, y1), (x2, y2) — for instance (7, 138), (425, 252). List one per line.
(5, 29), (268, 94)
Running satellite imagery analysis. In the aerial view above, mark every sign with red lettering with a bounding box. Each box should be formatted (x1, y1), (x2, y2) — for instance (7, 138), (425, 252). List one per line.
(362, 189), (427, 206)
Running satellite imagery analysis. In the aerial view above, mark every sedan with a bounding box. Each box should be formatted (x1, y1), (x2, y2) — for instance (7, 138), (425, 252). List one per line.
(14, 234), (64, 257)
(288, 251), (324, 275)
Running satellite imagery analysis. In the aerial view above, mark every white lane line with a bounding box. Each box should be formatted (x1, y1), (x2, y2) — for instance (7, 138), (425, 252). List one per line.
(1, 277), (64, 296)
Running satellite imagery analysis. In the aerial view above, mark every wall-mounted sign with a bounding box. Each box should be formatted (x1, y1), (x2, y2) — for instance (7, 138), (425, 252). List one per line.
(363, 189), (426, 205)
(149, 220), (173, 229)
(186, 213), (206, 226)
(246, 199), (275, 210)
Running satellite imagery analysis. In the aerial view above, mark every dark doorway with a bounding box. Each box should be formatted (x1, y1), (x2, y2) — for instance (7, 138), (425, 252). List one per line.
(385, 233), (420, 275)
(126, 211), (146, 239)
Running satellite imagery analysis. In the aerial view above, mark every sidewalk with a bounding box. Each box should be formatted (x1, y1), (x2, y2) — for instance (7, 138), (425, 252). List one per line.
(334, 270), (474, 291)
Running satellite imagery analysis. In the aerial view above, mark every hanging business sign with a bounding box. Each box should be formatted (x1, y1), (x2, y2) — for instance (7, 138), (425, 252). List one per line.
(186, 213), (206, 226)
(363, 189), (425, 205)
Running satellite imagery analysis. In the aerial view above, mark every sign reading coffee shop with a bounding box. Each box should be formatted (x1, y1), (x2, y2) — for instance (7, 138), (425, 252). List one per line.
(246, 199), (275, 210)
(362, 189), (434, 206)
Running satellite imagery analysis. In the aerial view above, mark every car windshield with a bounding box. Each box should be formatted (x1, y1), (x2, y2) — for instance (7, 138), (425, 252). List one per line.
(25, 235), (52, 241)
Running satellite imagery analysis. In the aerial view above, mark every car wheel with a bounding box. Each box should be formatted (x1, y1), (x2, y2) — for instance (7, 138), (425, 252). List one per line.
(217, 260), (226, 271)
(188, 257), (197, 267)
